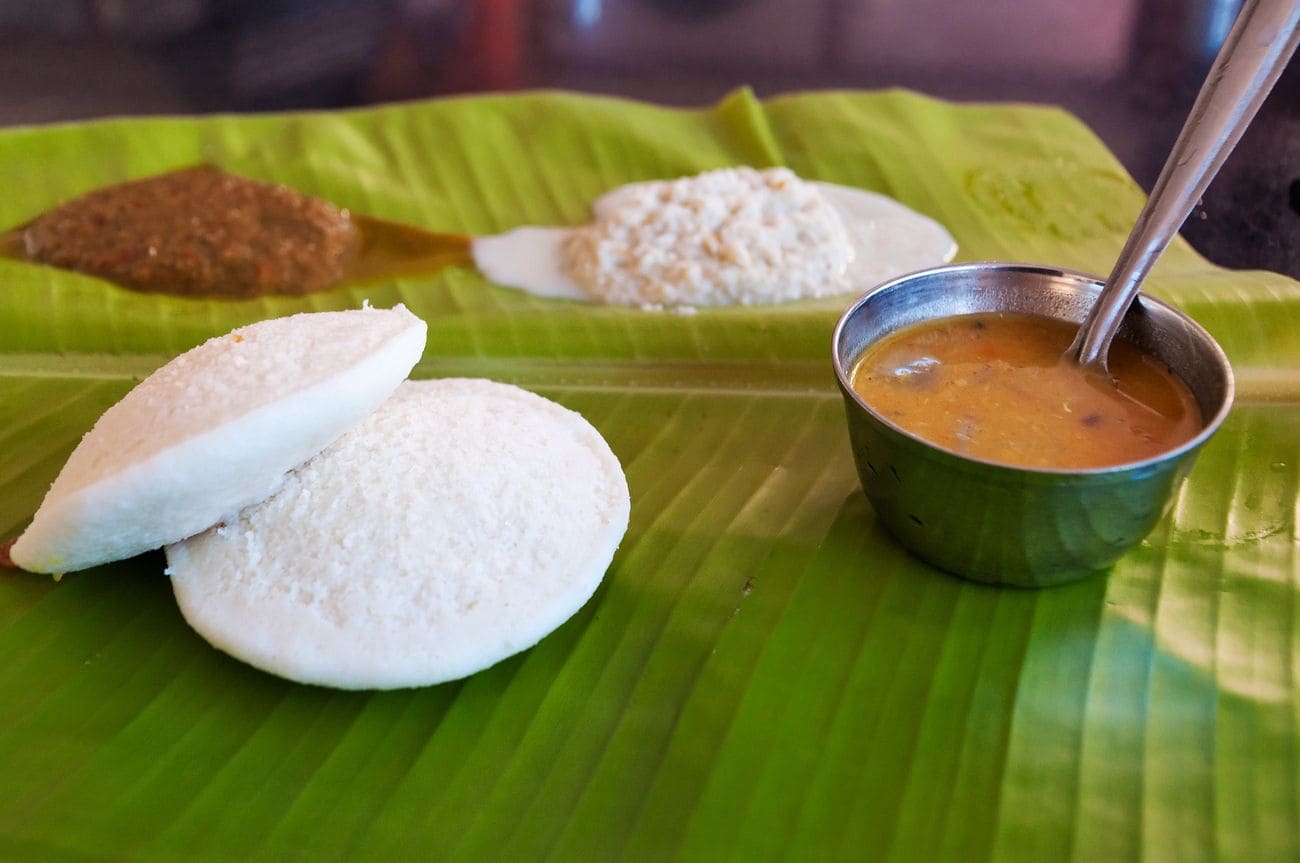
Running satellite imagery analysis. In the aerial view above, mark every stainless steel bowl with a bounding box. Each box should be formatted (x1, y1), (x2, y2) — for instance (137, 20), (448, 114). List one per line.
(831, 262), (1234, 587)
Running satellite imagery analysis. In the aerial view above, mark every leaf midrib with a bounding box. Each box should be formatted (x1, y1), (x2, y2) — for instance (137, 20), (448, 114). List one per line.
(2, 354), (1295, 405)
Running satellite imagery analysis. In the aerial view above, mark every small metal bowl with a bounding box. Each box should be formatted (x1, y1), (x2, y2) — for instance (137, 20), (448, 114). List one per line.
(831, 262), (1234, 587)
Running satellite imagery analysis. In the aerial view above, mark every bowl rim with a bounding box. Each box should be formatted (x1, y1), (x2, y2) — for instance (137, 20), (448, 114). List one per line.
(830, 260), (1237, 478)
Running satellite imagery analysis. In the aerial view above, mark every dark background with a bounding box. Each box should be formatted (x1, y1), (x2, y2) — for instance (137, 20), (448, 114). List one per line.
(0, 0), (1296, 278)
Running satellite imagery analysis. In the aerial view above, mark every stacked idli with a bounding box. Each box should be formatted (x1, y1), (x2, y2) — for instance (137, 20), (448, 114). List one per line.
(9, 305), (630, 690)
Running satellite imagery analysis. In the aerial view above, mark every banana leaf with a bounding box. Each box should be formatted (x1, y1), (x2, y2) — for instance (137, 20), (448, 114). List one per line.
(1, 88), (1297, 862)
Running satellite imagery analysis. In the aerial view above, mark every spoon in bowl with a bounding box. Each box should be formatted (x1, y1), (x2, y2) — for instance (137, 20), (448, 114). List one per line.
(1068, 0), (1300, 373)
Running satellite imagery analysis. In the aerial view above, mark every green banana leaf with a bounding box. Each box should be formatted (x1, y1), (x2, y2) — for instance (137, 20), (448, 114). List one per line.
(2, 88), (1298, 862)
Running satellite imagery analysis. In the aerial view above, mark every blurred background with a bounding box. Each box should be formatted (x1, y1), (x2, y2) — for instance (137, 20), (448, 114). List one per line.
(0, 0), (1295, 277)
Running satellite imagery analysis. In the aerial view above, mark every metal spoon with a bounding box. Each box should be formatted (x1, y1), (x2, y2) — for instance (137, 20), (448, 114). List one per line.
(1069, 0), (1300, 371)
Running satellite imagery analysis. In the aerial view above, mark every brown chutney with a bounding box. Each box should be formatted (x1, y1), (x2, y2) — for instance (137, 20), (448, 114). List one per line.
(22, 166), (358, 298)
(849, 312), (1203, 470)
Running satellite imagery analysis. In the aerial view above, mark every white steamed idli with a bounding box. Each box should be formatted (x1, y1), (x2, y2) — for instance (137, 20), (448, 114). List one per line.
(165, 378), (631, 690)
(11, 305), (427, 573)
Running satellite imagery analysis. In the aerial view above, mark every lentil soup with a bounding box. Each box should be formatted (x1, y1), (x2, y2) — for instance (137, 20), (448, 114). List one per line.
(849, 312), (1203, 469)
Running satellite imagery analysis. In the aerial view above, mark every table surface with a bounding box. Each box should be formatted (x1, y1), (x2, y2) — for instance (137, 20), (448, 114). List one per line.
(0, 0), (1296, 279)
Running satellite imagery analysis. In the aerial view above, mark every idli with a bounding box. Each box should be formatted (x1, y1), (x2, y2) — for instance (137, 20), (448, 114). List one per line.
(11, 305), (426, 573)
(166, 378), (631, 690)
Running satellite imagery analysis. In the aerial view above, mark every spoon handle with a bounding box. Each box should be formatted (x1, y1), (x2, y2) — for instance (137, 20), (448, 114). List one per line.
(1070, 0), (1300, 369)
